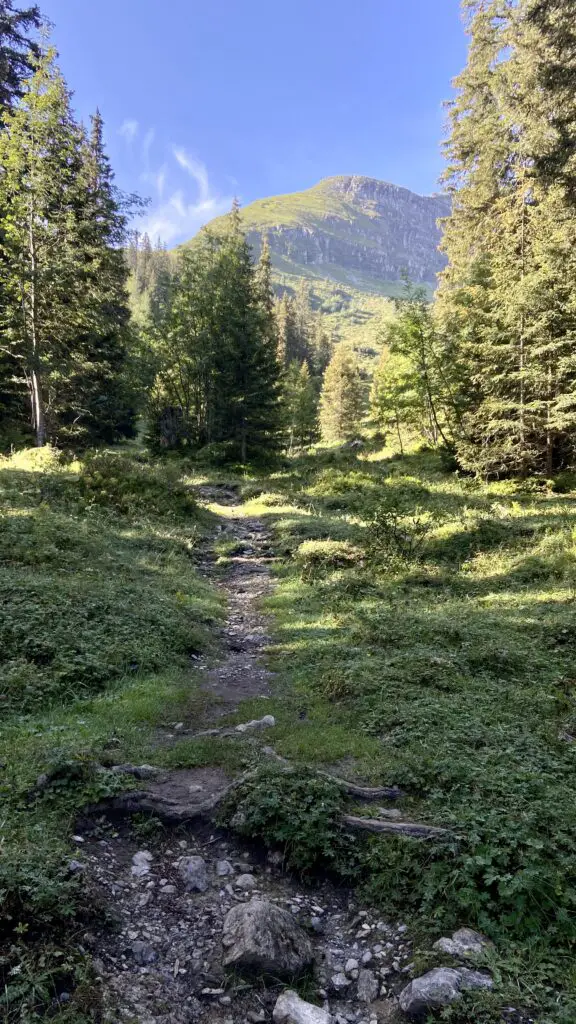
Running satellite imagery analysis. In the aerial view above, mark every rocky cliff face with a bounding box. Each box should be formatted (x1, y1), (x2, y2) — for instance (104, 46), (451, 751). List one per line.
(211, 175), (450, 291)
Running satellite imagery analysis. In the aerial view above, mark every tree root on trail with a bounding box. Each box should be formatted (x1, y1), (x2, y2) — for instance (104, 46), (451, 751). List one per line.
(86, 755), (449, 841)
(87, 773), (254, 825)
(343, 814), (454, 840)
(260, 746), (404, 800)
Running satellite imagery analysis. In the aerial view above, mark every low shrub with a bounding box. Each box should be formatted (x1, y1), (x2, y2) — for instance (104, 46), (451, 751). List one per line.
(221, 766), (361, 878)
(294, 539), (363, 581)
(78, 452), (198, 518)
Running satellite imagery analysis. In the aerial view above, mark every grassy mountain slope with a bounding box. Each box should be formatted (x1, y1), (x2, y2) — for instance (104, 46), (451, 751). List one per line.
(184, 175), (449, 349)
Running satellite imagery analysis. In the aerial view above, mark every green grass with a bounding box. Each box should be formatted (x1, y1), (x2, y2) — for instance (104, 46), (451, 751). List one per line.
(0, 446), (225, 1022)
(238, 446), (576, 1023)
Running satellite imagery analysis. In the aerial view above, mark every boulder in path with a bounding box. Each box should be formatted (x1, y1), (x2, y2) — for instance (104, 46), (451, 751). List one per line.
(222, 899), (313, 979)
(399, 966), (493, 1018)
(433, 927), (492, 959)
(273, 990), (333, 1024)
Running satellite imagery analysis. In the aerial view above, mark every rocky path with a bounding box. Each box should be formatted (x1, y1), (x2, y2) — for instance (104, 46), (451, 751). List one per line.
(72, 493), (504, 1024)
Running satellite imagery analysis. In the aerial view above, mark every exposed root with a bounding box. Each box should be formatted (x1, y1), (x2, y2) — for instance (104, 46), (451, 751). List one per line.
(343, 814), (454, 840)
(261, 747), (404, 800)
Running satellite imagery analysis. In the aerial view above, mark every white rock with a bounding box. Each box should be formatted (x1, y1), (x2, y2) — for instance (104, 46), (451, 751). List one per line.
(273, 990), (334, 1024)
(216, 860), (235, 877)
(357, 969), (379, 1003)
(131, 851), (153, 877)
(345, 958), (359, 975)
(399, 967), (493, 1018)
(330, 973), (351, 992)
(235, 714), (276, 733)
(433, 927), (492, 959)
(178, 855), (208, 892)
(361, 951), (373, 965)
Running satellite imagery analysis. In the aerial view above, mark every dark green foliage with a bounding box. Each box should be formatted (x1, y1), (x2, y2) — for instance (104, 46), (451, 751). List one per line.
(150, 204), (284, 460)
(222, 766), (361, 878)
(438, 0), (576, 478)
(0, 50), (138, 449)
(0, 0), (41, 113)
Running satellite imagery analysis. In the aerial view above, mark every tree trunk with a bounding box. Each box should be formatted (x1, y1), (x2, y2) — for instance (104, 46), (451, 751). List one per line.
(27, 209), (45, 447)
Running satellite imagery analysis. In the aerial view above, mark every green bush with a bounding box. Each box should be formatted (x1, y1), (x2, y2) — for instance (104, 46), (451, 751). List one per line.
(78, 452), (198, 518)
(221, 766), (361, 877)
(294, 539), (363, 581)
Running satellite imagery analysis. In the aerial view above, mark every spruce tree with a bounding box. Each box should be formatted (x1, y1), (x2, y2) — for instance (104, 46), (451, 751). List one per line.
(285, 360), (319, 449)
(57, 109), (138, 443)
(0, 47), (86, 445)
(319, 346), (365, 443)
(0, 0), (41, 113)
(151, 205), (283, 460)
(438, 0), (576, 476)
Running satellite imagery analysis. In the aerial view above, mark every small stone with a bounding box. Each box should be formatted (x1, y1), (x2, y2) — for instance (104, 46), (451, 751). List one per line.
(219, 996), (232, 1005)
(68, 859), (85, 875)
(131, 851), (153, 877)
(330, 972), (351, 992)
(273, 990), (334, 1024)
(433, 927), (493, 960)
(357, 969), (379, 1003)
(235, 873), (257, 890)
(130, 941), (157, 966)
(345, 958), (359, 975)
(235, 714), (276, 733)
(310, 916), (324, 933)
(247, 1012), (266, 1023)
(217, 860), (235, 877)
(72, 835), (85, 843)
(361, 951), (373, 965)
(160, 884), (176, 894)
(179, 855), (208, 892)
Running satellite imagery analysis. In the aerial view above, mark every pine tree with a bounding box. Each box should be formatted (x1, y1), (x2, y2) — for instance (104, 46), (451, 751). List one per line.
(151, 204), (283, 460)
(0, 47), (86, 445)
(0, 0), (41, 113)
(55, 108), (138, 443)
(285, 360), (319, 449)
(437, 0), (576, 476)
(319, 346), (365, 443)
(370, 349), (420, 453)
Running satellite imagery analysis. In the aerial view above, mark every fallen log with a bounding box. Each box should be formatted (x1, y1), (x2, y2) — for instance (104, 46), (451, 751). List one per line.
(343, 814), (454, 840)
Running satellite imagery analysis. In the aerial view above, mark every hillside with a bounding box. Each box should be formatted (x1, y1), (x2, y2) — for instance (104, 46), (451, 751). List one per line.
(185, 175), (450, 348)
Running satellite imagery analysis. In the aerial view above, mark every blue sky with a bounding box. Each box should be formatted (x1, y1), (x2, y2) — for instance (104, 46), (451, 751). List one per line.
(41, 0), (467, 245)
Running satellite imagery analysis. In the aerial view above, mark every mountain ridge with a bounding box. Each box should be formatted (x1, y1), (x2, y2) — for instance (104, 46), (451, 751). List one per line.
(184, 174), (450, 349)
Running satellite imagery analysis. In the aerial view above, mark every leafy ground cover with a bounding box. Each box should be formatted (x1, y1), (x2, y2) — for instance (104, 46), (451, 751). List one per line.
(232, 447), (576, 1023)
(0, 446), (224, 1022)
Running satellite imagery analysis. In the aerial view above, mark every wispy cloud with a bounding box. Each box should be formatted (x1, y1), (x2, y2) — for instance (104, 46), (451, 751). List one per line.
(138, 148), (233, 245)
(142, 128), (155, 165)
(119, 119), (139, 144)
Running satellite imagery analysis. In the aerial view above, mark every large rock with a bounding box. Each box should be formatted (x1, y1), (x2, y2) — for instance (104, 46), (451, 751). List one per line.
(273, 990), (333, 1024)
(399, 966), (493, 1018)
(222, 899), (313, 979)
(433, 927), (492, 959)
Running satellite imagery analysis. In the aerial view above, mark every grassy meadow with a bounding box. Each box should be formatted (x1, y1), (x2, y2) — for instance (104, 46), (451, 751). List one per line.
(2, 442), (576, 1022)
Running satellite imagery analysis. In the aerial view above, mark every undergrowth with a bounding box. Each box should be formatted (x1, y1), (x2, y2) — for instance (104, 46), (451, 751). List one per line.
(239, 445), (576, 1023)
(0, 445), (223, 1021)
